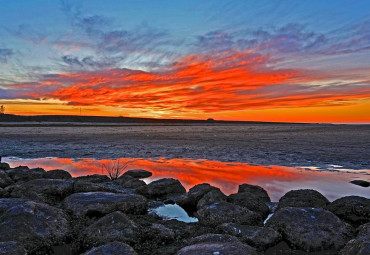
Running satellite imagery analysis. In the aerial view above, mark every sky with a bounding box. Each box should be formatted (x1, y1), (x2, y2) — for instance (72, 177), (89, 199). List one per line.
(0, 0), (370, 123)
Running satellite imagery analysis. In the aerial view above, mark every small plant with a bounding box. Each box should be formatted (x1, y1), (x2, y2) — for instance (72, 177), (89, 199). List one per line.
(101, 159), (132, 180)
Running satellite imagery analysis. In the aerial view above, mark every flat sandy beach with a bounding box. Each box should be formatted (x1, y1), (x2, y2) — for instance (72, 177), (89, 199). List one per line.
(1, 124), (369, 170)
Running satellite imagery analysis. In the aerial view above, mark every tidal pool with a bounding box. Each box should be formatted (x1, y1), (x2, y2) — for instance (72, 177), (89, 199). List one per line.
(4, 157), (369, 201)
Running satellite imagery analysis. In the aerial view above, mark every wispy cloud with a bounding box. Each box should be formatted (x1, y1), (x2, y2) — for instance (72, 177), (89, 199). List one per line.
(0, 48), (14, 64)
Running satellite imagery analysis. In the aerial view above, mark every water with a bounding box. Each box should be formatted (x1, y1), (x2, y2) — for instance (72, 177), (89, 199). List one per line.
(4, 157), (369, 201)
(149, 204), (198, 223)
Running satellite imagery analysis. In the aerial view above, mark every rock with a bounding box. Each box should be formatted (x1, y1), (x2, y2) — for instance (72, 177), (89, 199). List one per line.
(6, 179), (74, 204)
(121, 169), (152, 179)
(219, 223), (282, 250)
(277, 189), (330, 210)
(83, 242), (137, 255)
(63, 192), (147, 217)
(238, 183), (270, 202)
(0, 170), (13, 188)
(0, 188), (9, 198)
(266, 207), (353, 252)
(197, 189), (227, 210)
(81, 211), (138, 249)
(75, 174), (110, 183)
(228, 192), (270, 219)
(137, 178), (186, 199)
(196, 201), (262, 226)
(115, 175), (146, 189)
(327, 196), (370, 225)
(338, 223), (370, 255)
(177, 183), (219, 213)
(0, 163), (10, 171)
(177, 234), (258, 255)
(150, 223), (176, 242)
(0, 241), (26, 255)
(73, 181), (119, 193)
(350, 180), (370, 188)
(0, 198), (70, 252)
(44, 169), (72, 179)
(6, 167), (46, 182)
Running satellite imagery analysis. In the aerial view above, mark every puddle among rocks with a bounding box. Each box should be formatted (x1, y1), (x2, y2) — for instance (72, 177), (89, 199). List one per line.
(3, 157), (370, 201)
(149, 204), (198, 223)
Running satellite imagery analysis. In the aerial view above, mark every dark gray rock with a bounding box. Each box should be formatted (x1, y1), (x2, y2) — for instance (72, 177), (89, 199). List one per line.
(6, 167), (46, 182)
(6, 179), (74, 204)
(238, 183), (270, 202)
(177, 183), (219, 213)
(197, 189), (227, 210)
(339, 223), (370, 255)
(0, 198), (70, 252)
(115, 175), (146, 189)
(196, 201), (263, 226)
(219, 223), (282, 250)
(0, 170), (13, 188)
(137, 178), (186, 199)
(150, 223), (176, 242)
(277, 189), (330, 210)
(228, 192), (270, 219)
(74, 174), (110, 183)
(266, 207), (353, 252)
(83, 242), (137, 255)
(0, 188), (9, 198)
(81, 211), (138, 249)
(73, 181), (119, 193)
(0, 241), (26, 255)
(327, 196), (370, 225)
(44, 169), (72, 179)
(177, 234), (258, 255)
(121, 169), (152, 179)
(350, 180), (370, 188)
(63, 192), (147, 217)
(0, 163), (10, 171)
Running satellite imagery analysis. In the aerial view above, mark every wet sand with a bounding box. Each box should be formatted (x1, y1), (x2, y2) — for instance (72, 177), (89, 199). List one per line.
(1, 124), (369, 170)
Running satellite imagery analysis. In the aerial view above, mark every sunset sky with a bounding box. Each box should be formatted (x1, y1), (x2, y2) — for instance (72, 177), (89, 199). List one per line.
(0, 0), (369, 123)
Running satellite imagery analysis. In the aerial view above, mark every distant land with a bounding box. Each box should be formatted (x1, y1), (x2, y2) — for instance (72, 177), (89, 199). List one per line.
(0, 114), (313, 125)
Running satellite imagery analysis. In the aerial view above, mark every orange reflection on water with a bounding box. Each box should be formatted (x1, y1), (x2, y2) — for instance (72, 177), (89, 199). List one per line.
(5, 157), (370, 201)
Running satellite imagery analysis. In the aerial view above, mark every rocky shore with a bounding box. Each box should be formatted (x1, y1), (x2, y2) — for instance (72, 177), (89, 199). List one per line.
(0, 162), (369, 255)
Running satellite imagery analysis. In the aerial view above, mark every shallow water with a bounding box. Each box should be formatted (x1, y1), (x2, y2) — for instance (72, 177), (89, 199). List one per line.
(4, 157), (369, 201)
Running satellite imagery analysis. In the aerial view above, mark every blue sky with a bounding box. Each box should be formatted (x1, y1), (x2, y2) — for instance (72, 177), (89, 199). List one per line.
(0, 0), (369, 122)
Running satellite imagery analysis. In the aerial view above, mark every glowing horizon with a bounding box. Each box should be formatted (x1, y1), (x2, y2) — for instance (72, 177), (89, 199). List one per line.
(1, 1), (370, 123)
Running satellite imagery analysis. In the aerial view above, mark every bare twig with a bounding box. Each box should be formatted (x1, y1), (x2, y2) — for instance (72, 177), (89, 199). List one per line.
(101, 159), (133, 180)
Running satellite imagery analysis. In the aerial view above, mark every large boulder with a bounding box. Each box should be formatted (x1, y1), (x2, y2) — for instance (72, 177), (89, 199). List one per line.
(6, 179), (74, 204)
(74, 174), (110, 183)
(137, 178), (186, 199)
(228, 192), (270, 219)
(266, 207), (353, 252)
(73, 181), (119, 193)
(0, 241), (26, 255)
(0, 170), (13, 188)
(6, 167), (46, 182)
(177, 183), (219, 213)
(83, 242), (137, 255)
(176, 234), (258, 255)
(44, 169), (72, 179)
(219, 223), (282, 250)
(0, 198), (70, 252)
(327, 196), (370, 225)
(238, 183), (270, 202)
(63, 192), (147, 217)
(121, 169), (152, 179)
(81, 211), (138, 249)
(277, 189), (330, 210)
(115, 175), (146, 189)
(196, 201), (262, 226)
(0, 188), (9, 198)
(197, 189), (227, 210)
(339, 223), (370, 255)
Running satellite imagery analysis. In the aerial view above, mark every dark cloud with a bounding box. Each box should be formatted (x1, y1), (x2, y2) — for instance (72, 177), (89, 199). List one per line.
(0, 48), (14, 63)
